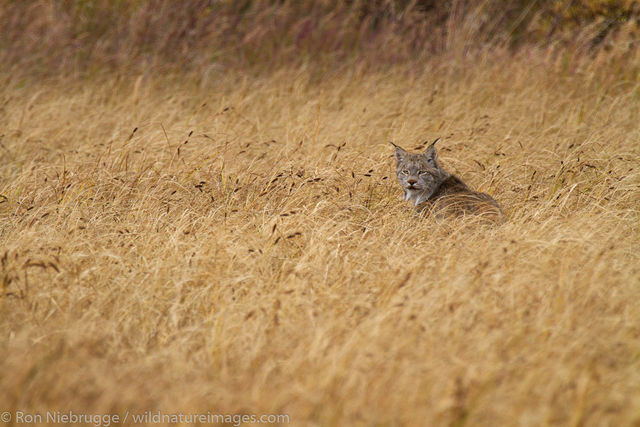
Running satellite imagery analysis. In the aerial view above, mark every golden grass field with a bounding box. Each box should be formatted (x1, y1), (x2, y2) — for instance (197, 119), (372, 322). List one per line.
(1, 49), (640, 425)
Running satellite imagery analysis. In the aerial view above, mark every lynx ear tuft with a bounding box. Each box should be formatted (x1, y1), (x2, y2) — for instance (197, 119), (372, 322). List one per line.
(390, 141), (407, 163)
(424, 137), (441, 168)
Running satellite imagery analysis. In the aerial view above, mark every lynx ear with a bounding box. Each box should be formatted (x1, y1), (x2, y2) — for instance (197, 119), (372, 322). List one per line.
(390, 141), (408, 163)
(424, 138), (441, 168)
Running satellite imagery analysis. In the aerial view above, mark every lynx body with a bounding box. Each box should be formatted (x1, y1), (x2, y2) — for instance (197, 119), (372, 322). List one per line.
(392, 139), (504, 222)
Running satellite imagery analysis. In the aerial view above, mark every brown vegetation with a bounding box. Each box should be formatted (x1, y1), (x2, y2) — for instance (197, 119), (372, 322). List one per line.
(1, 1), (639, 426)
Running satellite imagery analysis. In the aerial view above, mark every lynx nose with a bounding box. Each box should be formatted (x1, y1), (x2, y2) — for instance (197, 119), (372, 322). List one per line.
(407, 178), (417, 185)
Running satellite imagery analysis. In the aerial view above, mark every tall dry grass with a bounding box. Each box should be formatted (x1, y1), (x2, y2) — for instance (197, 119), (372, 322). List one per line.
(1, 1), (640, 425)
(2, 48), (639, 425)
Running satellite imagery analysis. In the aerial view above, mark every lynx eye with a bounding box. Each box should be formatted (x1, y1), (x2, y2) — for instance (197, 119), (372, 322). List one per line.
(418, 170), (428, 175)
(400, 170), (409, 175)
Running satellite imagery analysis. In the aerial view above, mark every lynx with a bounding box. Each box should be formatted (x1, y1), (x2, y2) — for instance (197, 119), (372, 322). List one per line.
(391, 138), (504, 222)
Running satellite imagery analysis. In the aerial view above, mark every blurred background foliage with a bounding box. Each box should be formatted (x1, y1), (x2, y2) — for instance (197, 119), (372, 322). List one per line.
(0, 0), (638, 75)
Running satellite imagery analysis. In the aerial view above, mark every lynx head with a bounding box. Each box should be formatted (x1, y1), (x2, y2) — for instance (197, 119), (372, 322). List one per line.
(391, 138), (448, 206)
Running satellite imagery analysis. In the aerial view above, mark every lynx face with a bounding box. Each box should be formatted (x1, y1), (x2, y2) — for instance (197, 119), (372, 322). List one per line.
(392, 140), (447, 206)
